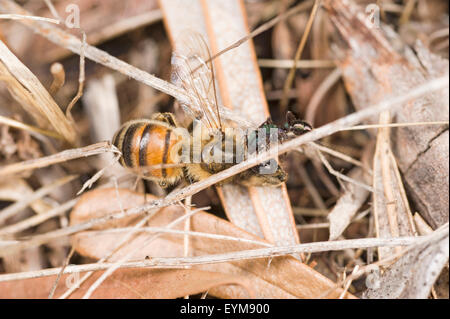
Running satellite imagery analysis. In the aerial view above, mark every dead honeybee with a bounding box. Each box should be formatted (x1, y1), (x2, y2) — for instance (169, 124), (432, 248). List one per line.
(112, 32), (311, 188)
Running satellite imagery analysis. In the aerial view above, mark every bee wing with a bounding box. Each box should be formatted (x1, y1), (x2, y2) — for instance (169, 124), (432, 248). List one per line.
(171, 31), (223, 131)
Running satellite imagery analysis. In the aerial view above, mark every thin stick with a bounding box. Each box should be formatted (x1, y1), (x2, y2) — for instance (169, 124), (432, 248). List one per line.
(0, 142), (117, 176)
(0, 115), (62, 139)
(280, 0), (322, 111)
(0, 198), (77, 235)
(183, 197), (192, 299)
(92, 227), (273, 248)
(205, 0), (314, 66)
(0, 226), (446, 283)
(66, 32), (86, 122)
(258, 59), (335, 69)
(0, 0), (188, 104)
(399, 0), (416, 25)
(0, 13), (59, 24)
(316, 149), (375, 193)
(309, 142), (367, 172)
(48, 246), (75, 299)
(0, 175), (77, 225)
(339, 264), (359, 299)
(59, 211), (158, 299)
(43, 0), (62, 22)
(342, 121), (449, 131)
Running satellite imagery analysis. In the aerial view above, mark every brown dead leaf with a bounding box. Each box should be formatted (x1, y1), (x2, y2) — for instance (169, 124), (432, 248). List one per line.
(68, 188), (355, 299)
(0, 268), (254, 299)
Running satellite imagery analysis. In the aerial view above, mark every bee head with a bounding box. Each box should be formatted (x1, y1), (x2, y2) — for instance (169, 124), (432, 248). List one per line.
(286, 111), (312, 136)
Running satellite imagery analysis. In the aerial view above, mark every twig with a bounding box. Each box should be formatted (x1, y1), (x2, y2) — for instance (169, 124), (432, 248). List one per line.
(48, 246), (75, 299)
(258, 59), (335, 69)
(0, 142), (117, 176)
(65, 32), (86, 122)
(342, 121), (449, 131)
(0, 115), (62, 140)
(87, 227), (273, 248)
(1, 226), (446, 283)
(0, 175), (77, 225)
(0, 198), (77, 235)
(280, 0), (322, 111)
(309, 142), (368, 172)
(0, 13), (59, 24)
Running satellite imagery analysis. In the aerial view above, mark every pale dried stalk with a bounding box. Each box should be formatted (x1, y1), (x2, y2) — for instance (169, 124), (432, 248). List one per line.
(65, 31), (86, 123)
(0, 199), (77, 235)
(1, 227), (447, 283)
(0, 13), (59, 23)
(2, 75), (448, 252)
(343, 121), (449, 130)
(0, 175), (77, 225)
(258, 59), (335, 68)
(0, 39), (76, 143)
(0, 115), (62, 139)
(316, 150), (375, 193)
(0, 142), (116, 176)
(280, 0), (321, 111)
(87, 10), (162, 45)
(89, 227), (273, 248)
(308, 142), (367, 172)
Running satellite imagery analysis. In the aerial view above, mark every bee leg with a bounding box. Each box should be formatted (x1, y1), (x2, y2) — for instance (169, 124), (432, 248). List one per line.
(182, 166), (195, 185)
(236, 164), (287, 187)
(151, 112), (178, 127)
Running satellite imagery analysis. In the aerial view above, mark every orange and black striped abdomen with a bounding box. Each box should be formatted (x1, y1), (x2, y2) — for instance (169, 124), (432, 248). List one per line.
(113, 120), (182, 181)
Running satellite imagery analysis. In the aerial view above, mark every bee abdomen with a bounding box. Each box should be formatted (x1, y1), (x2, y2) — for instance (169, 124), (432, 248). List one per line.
(112, 120), (181, 180)
(113, 120), (148, 168)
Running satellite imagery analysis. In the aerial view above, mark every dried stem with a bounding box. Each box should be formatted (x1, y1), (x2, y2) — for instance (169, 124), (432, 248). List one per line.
(0, 225), (447, 283)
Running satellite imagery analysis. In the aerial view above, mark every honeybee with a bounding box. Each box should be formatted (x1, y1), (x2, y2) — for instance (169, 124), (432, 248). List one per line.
(113, 32), (311, 188)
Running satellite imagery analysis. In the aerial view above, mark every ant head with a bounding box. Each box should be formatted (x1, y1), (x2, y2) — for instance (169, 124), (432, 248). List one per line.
(286, 111), (312, 136)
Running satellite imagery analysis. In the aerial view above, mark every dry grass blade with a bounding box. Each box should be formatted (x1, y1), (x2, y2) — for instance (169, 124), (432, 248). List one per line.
(280, 0), (321, 111)
(0, 199), (77, 236)
(0, 175), (77, 225)
(0, 230), (443, 283)
(373, 111), (417, 259)
(0, 39), (76, 144)
(0, 142), (116, 177)
(0, 115), (62, 139)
